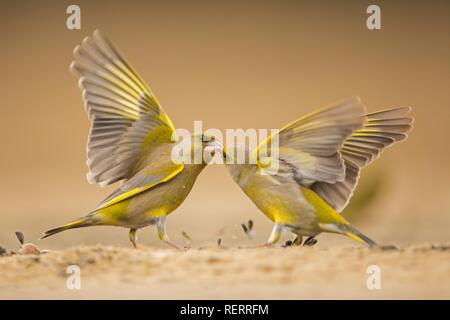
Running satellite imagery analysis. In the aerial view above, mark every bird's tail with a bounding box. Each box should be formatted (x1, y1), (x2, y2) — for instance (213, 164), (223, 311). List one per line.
(343, 224), (377, 248)
(41, 215), (98, 239)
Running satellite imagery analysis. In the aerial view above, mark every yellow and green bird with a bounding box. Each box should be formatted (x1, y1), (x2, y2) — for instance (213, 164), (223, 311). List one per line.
(225, 97), (413, 247)
(42, 30), (220, 249)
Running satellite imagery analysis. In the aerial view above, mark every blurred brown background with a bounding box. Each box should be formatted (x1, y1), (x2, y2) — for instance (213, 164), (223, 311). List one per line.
(0, 0), (449, 250)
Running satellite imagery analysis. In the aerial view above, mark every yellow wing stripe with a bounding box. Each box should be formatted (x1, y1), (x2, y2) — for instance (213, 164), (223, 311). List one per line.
(99, 164), (184, 209)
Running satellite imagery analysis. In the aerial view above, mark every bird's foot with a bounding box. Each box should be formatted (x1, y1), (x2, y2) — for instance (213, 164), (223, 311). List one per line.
(129, 229), (139, 249)
(131, 242), (141, 249)
(164, 240), (188, 251)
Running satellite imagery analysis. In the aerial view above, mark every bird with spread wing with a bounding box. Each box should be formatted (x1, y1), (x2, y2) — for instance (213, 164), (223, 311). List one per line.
(42, 30), (220, 249)
(225, 97), (413, 247)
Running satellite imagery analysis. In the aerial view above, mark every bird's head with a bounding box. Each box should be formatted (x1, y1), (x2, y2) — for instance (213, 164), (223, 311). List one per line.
(222, 144), (257, 182)
(190, 133), (223, 165)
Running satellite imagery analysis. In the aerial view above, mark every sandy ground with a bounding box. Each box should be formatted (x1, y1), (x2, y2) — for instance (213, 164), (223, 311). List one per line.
(0, 0), (449, 301)
(0, 243), (449, 299)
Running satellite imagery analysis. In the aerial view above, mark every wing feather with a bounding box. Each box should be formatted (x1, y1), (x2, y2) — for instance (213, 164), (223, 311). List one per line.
(94, 161), (184, 210)
(312, 106), (413, 211)
(255, 97), (367, 185)
(71, 30), (176, 186)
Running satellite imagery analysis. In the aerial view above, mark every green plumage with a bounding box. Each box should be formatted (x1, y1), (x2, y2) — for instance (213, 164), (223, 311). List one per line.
(42, 30), (219, 249)
(226, 98), (413, 247)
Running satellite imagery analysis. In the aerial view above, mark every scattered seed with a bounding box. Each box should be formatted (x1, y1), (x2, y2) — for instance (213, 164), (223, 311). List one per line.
(181, 231), (192, 248)
(0, 245), (7, 257)
(303, 237), (318, 247)
(283, 240), (293, 248)
(15, 231), (25, 245)
(241, 220), (255, 239)
(15, 231), (41, 255)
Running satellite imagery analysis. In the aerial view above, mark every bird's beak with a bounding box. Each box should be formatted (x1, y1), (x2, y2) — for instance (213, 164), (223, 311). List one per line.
(210, 140), (224, 155)
(204, 140), (224, 163)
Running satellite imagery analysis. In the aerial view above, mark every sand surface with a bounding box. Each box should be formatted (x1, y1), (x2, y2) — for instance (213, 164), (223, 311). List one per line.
(1, 0), (449, 301)
(1, 244), (449, 299)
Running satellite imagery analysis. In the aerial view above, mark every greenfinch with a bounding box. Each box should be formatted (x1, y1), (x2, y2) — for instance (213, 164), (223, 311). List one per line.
(225, 97), (413, 247)
(42, 30), (220, 249)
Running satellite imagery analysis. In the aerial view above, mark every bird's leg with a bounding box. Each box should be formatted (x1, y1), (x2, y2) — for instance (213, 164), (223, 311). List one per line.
(303, 236), (318, 247)
(156, 217), (185, 251)
(257, 223), (283, 247)
(129, 228), (138, 248)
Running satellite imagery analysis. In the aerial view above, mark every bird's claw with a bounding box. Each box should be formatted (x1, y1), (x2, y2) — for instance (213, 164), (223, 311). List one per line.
(165, 240), (189, 251)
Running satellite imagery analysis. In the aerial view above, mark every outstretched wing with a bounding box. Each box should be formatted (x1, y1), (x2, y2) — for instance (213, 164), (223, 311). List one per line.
(253, 97), (367, 185)
(71, 30), (176, 186)
(312, 107), (413, 212)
